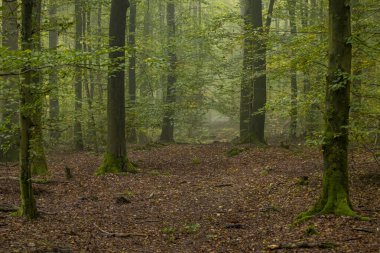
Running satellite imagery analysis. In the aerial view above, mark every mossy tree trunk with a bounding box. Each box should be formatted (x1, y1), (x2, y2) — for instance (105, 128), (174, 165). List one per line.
(97, 0), (130, 174)
(19, 0), (39, 219)
(160, 1), (176, 143)
(300, 0), (355, 219)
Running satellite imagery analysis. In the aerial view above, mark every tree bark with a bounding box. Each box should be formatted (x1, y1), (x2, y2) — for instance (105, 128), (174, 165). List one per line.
(127, 0), (137, 143)
(287, 0), (298, 140)
(299, 0), (355, 219)
(160, 1), (176, 143)
(97, 0), (131, 174)
(74, 0), (84, 150)
(19, 0), (39, 219)
(49, 0), (60, 141)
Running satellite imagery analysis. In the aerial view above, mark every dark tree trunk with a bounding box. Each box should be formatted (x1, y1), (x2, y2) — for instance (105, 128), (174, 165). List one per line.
(240, 0), (274, 144)
(1, 0), (19, 161)
(19, 0), (38, 219)
(160, 1), (176, 143)
(127, 0), (137, 143)
(97, 0), (131, 174)
(49, 0), (60, 141)
(29, 0), (48, 176)
(74, 0), (84, 150)
(299, 0), (356, 220)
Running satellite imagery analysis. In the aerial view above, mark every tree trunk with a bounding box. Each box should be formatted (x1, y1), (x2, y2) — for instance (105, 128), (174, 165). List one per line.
(1, 0), (19, 161)
(160, 1), (176, 143)
(48, 0), (60, 141)
(127, 0), (137, 143)
(287, 0), (298, 140)
(29, 0), (48, 176)
(19, 0), (38, 219)
(74, 0), (84, 150)
(299, 0), (355, 219)
(240, 0), (274, 144)
(97, 0), (131, 174)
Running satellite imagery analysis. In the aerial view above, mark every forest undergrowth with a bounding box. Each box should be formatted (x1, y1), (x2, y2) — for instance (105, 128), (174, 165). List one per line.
(0, 143), (379, 252)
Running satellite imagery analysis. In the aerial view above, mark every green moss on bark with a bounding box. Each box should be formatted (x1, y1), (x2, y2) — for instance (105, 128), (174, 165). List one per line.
(96, 153), (137, 175)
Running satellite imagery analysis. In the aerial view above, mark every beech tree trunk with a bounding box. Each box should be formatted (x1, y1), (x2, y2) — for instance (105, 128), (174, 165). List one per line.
(160, 1), (176, 143)
(48, 0), (60, 141)
(127, 0), (137, 143)
(19, 0), (38, 219)
(74, 0), (84, 150)
(240, 0), (274, 144)
(97, 0), (130, 174)
(300, 0), (355, 219)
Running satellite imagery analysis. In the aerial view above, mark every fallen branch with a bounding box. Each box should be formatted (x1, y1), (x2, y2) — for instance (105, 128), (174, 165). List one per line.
(0, 176), (19, 181)
(352, 227), (375, 233)
(214, 184), (233, 188)
(0, 177), (65, 185)
(93, 223), (147, 238)
(267, 242), (337, 250)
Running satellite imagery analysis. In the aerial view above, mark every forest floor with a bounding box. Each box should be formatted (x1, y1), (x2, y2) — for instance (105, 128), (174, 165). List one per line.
(0, 143), (379, 253)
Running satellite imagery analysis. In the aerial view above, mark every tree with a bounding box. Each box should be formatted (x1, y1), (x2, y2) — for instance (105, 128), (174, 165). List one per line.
(127, 0), (137, 143)
(240, 0), (274, 144)
(1, 0), (19, 161)
(48, 0), (60, 141)
(74, 0), (84, 150)
(19, 0), (39, 219)
(298, 0), (356, 220)
(160, 1), (177, 143)
(97, 0), (131, 174)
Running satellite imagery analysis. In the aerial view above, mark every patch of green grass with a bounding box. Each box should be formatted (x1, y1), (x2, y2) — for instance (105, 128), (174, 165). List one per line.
(121, 190), (135, 198)
(226, 147), (246, 157)
(305, 224), (319, 236)
(192, 157), (201, 165)
(182, 223), (200, 234)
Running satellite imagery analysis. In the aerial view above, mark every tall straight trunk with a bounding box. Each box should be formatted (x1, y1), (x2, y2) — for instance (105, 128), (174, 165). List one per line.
(49, 0), (60, 141)
(84, 8), (99, 152)
(299, 0), (355, 220)
(160, 1), (176, 143)
(19, 0), (38, 219)
(30, 0), (48, 176)
(1, 0), (19, 161)
(127, 0), (137, 143)
(240, 0), (274, 144)
(140, 0), (153, 98)
(97, 0), (130, 174)
(74, 0), (84, 150)
(287, 0), (298, 140)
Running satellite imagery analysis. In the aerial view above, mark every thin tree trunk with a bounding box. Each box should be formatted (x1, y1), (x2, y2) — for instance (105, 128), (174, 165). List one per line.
(127, 0), (137, 143)
(49, 0), (60, 141)
(19, 0), (38, 219)
(74, 0), (84, 150)
(160, 1), (176, 143)
(287, 0), (298, 140)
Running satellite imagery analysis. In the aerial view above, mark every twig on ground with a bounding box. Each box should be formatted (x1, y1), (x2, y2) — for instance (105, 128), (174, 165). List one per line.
(93, 223), (147, 238)
(214, 183), (233, 188)
(0, 206), (18, 213)
(352, 227), (375, 233)
(267, 242), (337, 250)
